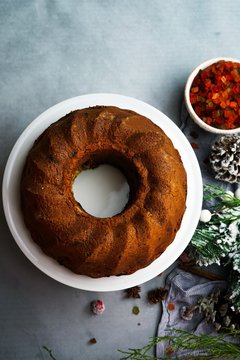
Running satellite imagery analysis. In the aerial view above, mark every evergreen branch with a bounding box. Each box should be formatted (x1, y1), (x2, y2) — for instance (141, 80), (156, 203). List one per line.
(189, 182), (240, 310)
(203, 183), (230, 200)
(118, 329), (240, 360)
(190, 219), (233, 266)
(42, 346), (57, 360)
(210, 213), (240, 224)
(203, 184), (240, 219)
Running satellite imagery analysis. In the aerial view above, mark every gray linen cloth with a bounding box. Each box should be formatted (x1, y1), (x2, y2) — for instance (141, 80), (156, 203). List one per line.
(156, 269), (227, 358)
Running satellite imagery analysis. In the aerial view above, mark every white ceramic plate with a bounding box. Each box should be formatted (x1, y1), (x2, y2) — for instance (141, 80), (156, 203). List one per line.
(2, 94), (202, 291)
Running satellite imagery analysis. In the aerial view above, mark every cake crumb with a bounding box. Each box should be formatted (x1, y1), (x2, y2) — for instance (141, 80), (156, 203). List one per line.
(191, 142), (199, 149)
(89, 338), (97, 345)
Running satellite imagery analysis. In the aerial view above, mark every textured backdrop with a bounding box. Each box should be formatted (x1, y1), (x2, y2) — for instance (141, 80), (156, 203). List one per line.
(1, 1), (240, 359)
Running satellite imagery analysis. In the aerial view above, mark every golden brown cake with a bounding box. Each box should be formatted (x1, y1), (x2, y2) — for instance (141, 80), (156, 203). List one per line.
(21, 106), (187, 277)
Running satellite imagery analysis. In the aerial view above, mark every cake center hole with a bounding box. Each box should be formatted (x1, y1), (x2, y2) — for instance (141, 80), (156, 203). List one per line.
(72, 164), (130, 218)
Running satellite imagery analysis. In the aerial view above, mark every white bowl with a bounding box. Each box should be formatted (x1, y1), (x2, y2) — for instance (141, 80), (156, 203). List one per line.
(185, 57), (240, 134)
(2, 93), (202, 291)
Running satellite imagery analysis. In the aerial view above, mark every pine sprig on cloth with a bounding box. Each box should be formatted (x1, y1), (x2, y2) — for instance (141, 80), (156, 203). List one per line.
(118, 329), (240, 359)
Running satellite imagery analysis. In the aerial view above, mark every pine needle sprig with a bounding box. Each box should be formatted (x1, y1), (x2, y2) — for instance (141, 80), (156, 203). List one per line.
(203, 183), (231, 201)
(42, 346), (57, 360)
(210, 211), (240, 224)
(118, 329), (240, 360)
(118, 336), (166, 360)
(203, 184), (240, 222)
(189, 183), (240, 311)
(190, 217), (235, 266)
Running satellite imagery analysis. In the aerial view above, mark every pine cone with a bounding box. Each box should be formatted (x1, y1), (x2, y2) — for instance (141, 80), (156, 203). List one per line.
(199, 290), (240, 331)
(147, 287), (168, 304)
(209, 135), (240, 183)
(125, 286), (141, 299)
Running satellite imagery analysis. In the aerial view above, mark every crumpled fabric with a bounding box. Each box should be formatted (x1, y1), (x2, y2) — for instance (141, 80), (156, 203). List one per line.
(156, 268), (226, 358)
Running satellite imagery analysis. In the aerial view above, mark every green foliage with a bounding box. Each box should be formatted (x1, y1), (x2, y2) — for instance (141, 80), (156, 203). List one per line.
(203, 183), (240, 223)
(118, 329), (240, 360)
(190, 184), (240, 311)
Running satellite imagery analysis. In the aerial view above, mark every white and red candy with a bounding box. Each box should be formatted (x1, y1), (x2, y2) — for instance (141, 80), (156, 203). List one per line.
(91, 299), (105, 315)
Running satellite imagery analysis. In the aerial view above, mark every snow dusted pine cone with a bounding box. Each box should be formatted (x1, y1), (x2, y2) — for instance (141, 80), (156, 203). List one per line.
(209, 135), (240, 183)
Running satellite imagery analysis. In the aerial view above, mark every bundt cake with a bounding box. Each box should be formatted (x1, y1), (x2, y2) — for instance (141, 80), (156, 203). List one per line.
(21, 106), (187, 278)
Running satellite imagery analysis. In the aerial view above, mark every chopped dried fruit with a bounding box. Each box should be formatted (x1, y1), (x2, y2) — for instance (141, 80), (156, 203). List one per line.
(132, 306), (140, 315)
(165, 346), (174, 356)
(191, 142), (199, 149)
(190, 60), (240, 129)
(179, 251), (192, 263)
(168, 302), (175, 311)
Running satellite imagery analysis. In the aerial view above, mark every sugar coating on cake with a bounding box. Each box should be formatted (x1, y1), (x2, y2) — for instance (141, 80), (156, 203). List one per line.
(21, 106), (187, 278)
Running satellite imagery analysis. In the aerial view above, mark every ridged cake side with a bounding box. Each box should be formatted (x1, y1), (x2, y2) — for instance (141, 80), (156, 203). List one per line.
(21, 106), (187, 277)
